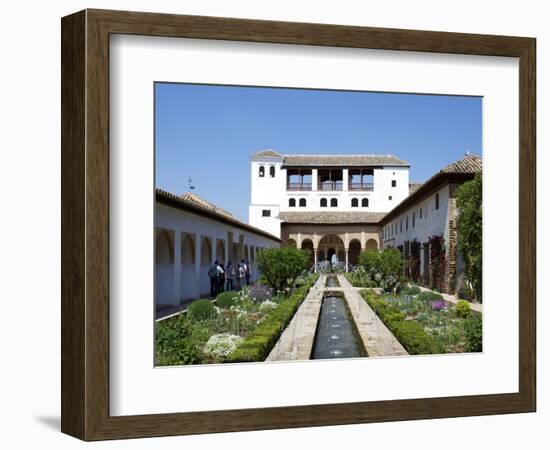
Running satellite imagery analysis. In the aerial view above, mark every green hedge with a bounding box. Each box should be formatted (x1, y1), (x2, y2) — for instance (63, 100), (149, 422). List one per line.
(418, 291), (444, 301)
(401, 285), (421, 295)
(216, 291), (240, 309)
(227, 281), (315, 362)
(187, 299), (216, 321)
(455, 300), (471, 318)
(463, 313), (482, 352)
(364, 292), (445, 355)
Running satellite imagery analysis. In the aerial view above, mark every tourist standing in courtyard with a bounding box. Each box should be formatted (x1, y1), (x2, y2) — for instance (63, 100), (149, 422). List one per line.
(237, 262), (246, 290)
(225, 261), (235, 291)
(245, 259), (251, 285)
(208, 261), (219, 298)
(217, 262), (225, 294)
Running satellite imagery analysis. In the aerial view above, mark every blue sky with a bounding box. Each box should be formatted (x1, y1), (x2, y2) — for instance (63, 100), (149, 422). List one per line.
(155, 83), (482, 222)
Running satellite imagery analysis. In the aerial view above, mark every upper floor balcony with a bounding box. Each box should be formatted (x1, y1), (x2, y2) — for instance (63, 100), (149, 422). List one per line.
(286, 167), (375, 192)
(349, 182), (374, 191)
(287, 182), (313, 191)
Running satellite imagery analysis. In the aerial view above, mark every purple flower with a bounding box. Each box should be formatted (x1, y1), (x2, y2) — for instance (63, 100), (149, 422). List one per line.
(249, 284), (273, 302)
(430, 300), (446, 311)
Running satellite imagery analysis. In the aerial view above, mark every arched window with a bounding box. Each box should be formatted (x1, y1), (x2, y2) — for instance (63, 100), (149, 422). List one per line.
(299, 198), (306, 207)
(330, 198), (338, 207)
(288, 198), (296, 207)
(320, 198), (328, 207)
(259, 165), (265, 177)
(351, 198), (359, 207)
(269, 166), (275, 177)
(361, 198), (369, 207)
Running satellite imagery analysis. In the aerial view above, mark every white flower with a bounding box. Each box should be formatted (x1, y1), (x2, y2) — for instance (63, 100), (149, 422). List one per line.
(203, 333), (244, 358)
(259, 300), (278, 311)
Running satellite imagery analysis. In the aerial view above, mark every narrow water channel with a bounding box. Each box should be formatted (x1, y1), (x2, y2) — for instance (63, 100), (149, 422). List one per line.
(311, 293), (367, 360)
(325, 275), (340, 288)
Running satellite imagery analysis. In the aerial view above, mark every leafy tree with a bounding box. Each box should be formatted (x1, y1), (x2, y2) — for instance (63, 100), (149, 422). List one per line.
(358, 250), (380, 272)
(256, 246), (310, 292)
(456, 174), (482, 301)
(358, 248), (404, 291)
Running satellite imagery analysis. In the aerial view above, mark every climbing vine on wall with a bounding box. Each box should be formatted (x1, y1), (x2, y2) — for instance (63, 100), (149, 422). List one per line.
(409, 239), (421, 283)
(428, 235), (446, 292)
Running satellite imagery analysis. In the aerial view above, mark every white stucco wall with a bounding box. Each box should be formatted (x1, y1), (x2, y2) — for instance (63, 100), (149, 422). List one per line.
(156, 203), (280, 306)
(249, 156), (285, 237)
(249, 154), (410, 237)
(381, 184), (451, 249)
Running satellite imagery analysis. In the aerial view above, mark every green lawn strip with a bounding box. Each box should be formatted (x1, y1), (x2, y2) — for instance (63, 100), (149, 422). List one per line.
(362, 292), (446, 355)
(227, 282), (314, 363)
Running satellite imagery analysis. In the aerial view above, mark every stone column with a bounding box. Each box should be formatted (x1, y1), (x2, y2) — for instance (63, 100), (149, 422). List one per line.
(419, 243), (425, 280)
(211, 237), (216, 264)
(238, 234), (245, 262)
(314, 247), (318, 272)
(343, 168), (349, 191)
(194, 234), (201, 299)
(312, 168), (318, 191)
(224, 238), (229, 265)
(174, 230), (182, 305)
(345, 248), (349, 272)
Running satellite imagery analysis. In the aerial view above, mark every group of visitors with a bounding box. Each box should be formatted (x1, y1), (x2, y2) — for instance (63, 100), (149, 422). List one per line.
(208, 259), (251, 298)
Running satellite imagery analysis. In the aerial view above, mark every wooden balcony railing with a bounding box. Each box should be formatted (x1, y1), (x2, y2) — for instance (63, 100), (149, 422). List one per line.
(287, 182), (312, 191)
(349, 182), (374, 191)
(318, 181), (343, 191)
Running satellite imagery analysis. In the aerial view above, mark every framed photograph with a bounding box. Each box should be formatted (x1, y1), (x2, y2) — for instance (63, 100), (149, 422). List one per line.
(61, 9), (536, 441)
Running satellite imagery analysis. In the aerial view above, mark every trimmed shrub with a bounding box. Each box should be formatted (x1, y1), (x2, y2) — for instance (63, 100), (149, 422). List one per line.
(463, 313), (483, 352)
(418, 291), (443, 301)
(456, 300), (471, 318)
(216, 291), (240, 309)
(187, 299), (216, 321)
(391, 321), (445, 355)
(401, 285), (421, 295)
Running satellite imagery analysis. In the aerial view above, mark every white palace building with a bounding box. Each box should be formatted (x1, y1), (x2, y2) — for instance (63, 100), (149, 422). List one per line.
(155, 149), (481, 314)
(249, 149), (482, 294)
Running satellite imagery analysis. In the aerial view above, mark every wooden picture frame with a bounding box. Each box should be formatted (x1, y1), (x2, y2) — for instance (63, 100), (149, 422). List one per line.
(61, 9), (536, 441)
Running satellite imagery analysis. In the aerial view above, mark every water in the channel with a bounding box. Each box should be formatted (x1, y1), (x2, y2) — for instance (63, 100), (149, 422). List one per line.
(311, 295), (367, 360)
(325, 275), (340, 288)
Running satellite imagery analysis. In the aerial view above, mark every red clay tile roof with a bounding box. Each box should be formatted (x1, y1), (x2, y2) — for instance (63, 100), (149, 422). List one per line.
(282, 154), (409, 167)
(251, 149), (284, 158)
(277, 211), (386, 224)
(156, 189), (281, 242)
(380, 153), (482, 224)
(440, 153), (483, 174)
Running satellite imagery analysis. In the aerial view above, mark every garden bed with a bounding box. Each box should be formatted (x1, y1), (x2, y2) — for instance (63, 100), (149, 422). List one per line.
(362, 289), (482, 355)
(155, 274), (318, 365)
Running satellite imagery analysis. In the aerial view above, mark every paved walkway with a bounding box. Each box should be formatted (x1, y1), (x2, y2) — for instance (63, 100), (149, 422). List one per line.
(266, 275), (326, 361)
(336, 275), (408, 357)
(416, 285), (483, 313)
(267, 274), (408, 361)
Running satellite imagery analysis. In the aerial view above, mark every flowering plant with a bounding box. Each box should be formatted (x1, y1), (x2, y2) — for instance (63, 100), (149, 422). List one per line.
(430, 300), (446, 311)
(259, 300), (278, 311)
(248, 284), (274, 303)
(203, 333), (243, 358)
